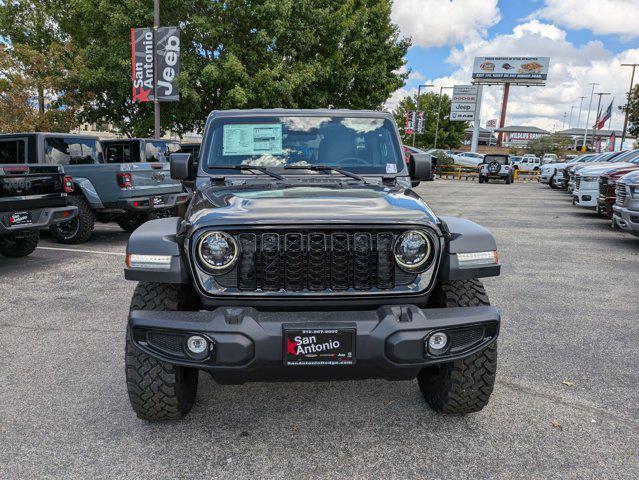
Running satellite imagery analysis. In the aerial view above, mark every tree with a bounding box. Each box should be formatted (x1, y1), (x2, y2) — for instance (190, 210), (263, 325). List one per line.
(0, 1), (82, 132)
(620, 84), (639, 139)
(526, 133), (573, 157)
(57, 0), (409, 137)
(392, 92), (468, 149)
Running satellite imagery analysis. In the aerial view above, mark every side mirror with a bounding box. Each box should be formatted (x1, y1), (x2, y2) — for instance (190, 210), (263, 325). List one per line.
(170, 153), (194, 181)
(409, 153), (433, 186)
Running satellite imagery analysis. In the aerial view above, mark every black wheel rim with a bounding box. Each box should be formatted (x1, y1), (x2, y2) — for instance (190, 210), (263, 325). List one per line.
(55, 218), (80, 239)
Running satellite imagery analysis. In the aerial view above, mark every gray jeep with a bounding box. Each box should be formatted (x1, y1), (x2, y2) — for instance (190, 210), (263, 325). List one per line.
(479, 154), (514, 184)
(123, 109), (502, 420)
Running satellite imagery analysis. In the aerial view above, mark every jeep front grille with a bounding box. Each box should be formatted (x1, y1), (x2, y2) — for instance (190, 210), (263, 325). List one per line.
(202, 229), (435, 294)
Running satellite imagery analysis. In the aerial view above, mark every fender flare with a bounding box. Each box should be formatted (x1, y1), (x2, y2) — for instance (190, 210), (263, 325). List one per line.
(124, 217), (188, 284)
(72, 178), (104, 208)
(438, 216), (501, 281)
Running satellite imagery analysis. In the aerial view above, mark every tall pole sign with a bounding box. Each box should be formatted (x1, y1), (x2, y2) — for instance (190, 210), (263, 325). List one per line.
(131, 0), (180, 139)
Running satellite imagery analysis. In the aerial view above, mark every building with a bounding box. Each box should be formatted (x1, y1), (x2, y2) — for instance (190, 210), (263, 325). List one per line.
(556, 128), (634, 151)
(494, 126), (550, 148)
(463, 126), (496, 145)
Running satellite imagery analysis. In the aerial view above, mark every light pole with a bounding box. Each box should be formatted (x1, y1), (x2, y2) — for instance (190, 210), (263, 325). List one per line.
(593, 92), (611, 152)
(574, 96), (586, 149)
(412, 83), (433, 146)
(568, 106), (575, 129)
(581, 83), (598, 151)
(434, 86), (453, 149)
(561, 112), (567, 131)
(620, 63), (638, 149)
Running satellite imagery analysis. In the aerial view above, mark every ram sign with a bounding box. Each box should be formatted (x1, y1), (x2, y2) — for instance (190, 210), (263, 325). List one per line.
(472, 57), (550, 84)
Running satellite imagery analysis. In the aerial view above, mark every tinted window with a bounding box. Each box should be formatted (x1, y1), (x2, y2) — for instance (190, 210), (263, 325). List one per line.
(45, 137), (101, 165)
(203, 116), (405, 175)
(145, 141), (179, 162)
(0, 139), (26, 164)
(484, 155), (508, 164)
(105, 143), (133, 163)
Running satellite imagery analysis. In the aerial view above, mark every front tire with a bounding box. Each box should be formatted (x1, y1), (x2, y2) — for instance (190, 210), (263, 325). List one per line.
(49, 196), (94, 244)
(418, 279), (498, 414)
(116, 214), (148, 233)
(0, 231), (39, 257)
(125, 283), (200, 421)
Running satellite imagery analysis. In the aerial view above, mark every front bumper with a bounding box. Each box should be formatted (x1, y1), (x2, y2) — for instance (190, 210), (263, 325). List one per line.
(572, 189), (597, 208)
(128, 305), (500, 382)
(612, 205), (639, 237)
(0, 205), (77, 235)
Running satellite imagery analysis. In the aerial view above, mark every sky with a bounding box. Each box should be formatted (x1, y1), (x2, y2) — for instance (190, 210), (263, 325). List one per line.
(385, 0), (639, 134)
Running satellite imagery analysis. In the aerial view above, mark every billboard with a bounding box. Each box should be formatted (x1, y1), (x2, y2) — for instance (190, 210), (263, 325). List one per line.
(472, 57), (550, 83)
(450, 85), (479, 121)
(156, 27), (180, 101)
(131, 28), (155, 102)
(131, 26), (181, 102)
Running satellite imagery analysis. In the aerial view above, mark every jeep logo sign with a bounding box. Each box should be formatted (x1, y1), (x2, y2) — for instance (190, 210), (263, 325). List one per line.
(130, 26), (180, 102)
(156, 27), (180, 102)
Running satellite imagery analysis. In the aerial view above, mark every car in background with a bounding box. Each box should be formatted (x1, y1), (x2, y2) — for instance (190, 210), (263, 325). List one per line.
(179, 142), (201, 163)
(565, 152), (621, 193)
(573, 150), (639, 208)
(541, 153), (559, 164)
(452, 151), (484, 167)
(539, 154), (597, 189)
(512, 155), (541, 172)
(479, 154), (513, 184)
(597, 154), (639, 217)
(102, 138), (180, 163)
(612, 169), (639, 236)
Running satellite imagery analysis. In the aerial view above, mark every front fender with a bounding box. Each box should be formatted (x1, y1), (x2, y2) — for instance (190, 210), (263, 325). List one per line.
(124, 217), (189, 284)
(438, 216), (501, 281)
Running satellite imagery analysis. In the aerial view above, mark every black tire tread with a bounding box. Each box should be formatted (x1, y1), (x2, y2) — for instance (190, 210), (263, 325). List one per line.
(50, 196), (94, 244)
(419, 279), (497, 414)
(0, 231), (39, 257)
(125, 283), (198, 421)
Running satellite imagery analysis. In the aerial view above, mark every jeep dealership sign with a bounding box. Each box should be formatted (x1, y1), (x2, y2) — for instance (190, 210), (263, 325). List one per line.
(131, 27), (180, 102)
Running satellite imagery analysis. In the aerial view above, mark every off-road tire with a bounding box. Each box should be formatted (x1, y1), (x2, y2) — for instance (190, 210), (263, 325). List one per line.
(0, 231), (39, 257)
(549, 175), (558, 189)
(49, 196), (94, 244)
(505, 174), (512, 184)
(478, 176), (485, 184)
(125, 283), (200, 421)
(418, 279), (497, 414)
(117, 214), (148, 233)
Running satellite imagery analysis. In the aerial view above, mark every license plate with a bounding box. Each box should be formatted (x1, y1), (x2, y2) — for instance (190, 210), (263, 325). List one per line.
(5, 211), (32, 226)
(151, 195), (165, 207)
(284, 328), (355, 366)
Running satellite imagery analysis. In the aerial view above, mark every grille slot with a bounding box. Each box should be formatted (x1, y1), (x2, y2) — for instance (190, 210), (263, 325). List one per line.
(147, 332), (185, 356)
(449, 327), (484, 353)
(224, 229), (423, 293)
(616, 184), (627, 206)
(599, 177), (608, 196)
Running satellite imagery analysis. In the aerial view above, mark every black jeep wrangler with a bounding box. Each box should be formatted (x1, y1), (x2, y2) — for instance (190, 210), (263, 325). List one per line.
(124, 109), (501, 420)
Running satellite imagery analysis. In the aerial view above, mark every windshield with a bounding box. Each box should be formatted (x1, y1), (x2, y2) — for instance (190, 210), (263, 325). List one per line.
(202, 115), (404, 175)
(484, 155), (508, 164)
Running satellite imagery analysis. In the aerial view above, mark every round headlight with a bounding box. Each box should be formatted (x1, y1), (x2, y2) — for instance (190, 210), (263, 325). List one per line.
(197, 231), (238, 273)
(393, 230), (432, 272)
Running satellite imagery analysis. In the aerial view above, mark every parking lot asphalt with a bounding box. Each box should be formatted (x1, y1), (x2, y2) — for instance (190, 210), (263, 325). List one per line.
(1, 180), (638, 480)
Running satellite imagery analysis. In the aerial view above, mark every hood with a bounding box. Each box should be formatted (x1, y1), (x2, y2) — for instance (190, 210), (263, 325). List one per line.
(602, 165), (639, 179)
(542, 162), (569, 170)
(188, 184), (439, 227)
(619, 170), (639, 184)
(578, 163), (634, 176)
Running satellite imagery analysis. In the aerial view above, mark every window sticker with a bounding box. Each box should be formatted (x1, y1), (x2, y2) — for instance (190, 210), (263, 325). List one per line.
(386, 163), (398, 174)
(222, 124), (283, 156)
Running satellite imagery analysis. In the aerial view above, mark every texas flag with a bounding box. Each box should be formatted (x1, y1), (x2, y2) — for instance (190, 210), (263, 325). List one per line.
(594, 99), (614, 130)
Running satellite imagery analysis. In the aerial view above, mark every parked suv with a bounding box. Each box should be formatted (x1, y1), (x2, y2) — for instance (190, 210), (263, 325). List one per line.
(0, 133), (189, 243)
(0, 162), (77, 257)
(596, 151), (639, 217)
(512, 155), (541, 172)
(479, 154), (513, 183)
(613, 170), (639, 236)
(123, 109), (502, 420)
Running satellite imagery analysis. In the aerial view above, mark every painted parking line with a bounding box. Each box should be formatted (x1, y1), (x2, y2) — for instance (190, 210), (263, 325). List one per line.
(36, 246), (126, 256)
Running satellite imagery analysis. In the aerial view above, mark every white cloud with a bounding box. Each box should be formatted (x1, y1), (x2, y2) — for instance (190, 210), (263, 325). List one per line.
(535, 0), (639, 39)
(385, 20), (639, 133)
(391, 0), (500, 48)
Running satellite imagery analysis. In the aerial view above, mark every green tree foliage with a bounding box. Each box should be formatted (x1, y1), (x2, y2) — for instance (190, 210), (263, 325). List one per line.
(0, 0), (82, 132)
(526, 133), (573, 157)
(620, 84), (639, 139)
(392, 92), (469, 149)
(56, 0), (409, 137)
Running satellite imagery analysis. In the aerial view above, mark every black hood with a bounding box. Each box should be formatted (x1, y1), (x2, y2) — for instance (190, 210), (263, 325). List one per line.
(187, 184), (438, 228)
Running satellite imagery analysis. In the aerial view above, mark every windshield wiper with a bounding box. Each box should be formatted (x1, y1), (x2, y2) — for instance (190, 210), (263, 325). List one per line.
(207, 165), (284, 181)
(283, 165), (367, 183)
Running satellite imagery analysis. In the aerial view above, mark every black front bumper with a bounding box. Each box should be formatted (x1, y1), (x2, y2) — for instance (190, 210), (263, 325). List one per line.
(129, 305), (500, 383)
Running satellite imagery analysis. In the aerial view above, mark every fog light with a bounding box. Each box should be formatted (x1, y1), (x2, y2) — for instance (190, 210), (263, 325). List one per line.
(186, 335), (208, 355)
(427, 332), (448, 354)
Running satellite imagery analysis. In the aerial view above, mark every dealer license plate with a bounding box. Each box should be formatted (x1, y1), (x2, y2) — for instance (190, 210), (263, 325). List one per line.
(284, 328), (355, 366)
(151, 195), (165, 207)
(5, 211), (32, 226)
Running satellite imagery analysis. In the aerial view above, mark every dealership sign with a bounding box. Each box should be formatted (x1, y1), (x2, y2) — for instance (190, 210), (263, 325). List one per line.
(472, 57), (550, 83)
(450, 85), (479, 121)
(131, 27), (180, 102)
